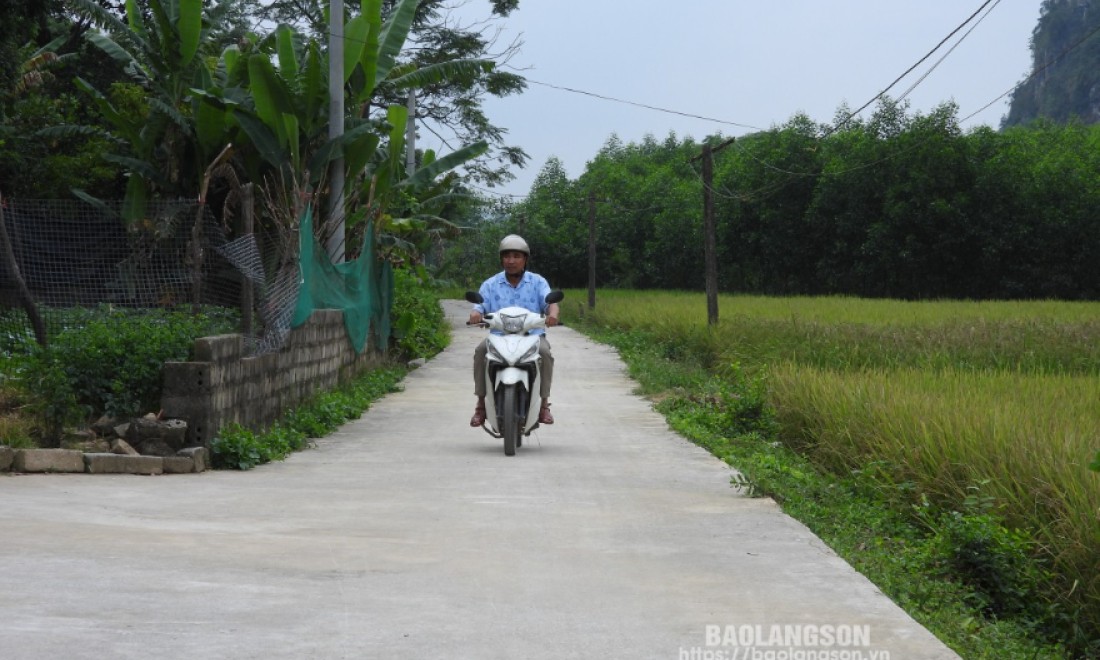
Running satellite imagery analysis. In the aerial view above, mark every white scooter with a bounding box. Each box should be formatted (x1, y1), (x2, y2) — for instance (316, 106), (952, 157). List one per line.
(466, 290), (565, 456)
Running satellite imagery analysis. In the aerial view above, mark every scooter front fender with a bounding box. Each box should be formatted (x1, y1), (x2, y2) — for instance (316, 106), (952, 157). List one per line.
(496, 367), (530, 389)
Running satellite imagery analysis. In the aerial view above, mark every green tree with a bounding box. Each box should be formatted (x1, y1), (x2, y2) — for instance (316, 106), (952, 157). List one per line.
(514, 156), (584, 286)
(67, 0), (222, 220)
(258, 0), (527, 187)
(0, 27), (124, 198)
(0, 1), (60, 92)
(866, 102), (974, 299)
(718, 115), (824, 294)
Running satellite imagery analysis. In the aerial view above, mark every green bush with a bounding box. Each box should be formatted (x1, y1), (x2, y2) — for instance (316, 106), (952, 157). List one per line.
(13, 307), (238, 437)
(933, 510), (1046, 619)
(391, 267), (449, 359)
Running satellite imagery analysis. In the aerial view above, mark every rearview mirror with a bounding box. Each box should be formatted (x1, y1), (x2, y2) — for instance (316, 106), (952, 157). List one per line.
(465, 291), (484, 304)
(545, 290), (565, 305)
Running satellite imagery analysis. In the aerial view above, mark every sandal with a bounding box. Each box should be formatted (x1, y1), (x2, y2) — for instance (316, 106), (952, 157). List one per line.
(470, 404), (486, 427)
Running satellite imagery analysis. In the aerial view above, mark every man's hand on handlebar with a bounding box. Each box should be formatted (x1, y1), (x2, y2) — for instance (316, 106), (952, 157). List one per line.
(468, 310), (483, 326)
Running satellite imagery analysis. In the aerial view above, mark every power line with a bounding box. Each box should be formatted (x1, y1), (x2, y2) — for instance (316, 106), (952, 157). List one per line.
(961, 17), (1100, 125)
(239, 3), (1005, 150)
(524, 80), (765, 132)
(826, 0), (999, 135)
(896, 0), (1002, 104)
(209, 3), (1098, 208)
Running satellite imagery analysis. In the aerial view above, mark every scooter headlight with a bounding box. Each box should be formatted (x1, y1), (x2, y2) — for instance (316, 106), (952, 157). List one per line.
(500, 312), (527, 334)
(519, 342), (539, 362)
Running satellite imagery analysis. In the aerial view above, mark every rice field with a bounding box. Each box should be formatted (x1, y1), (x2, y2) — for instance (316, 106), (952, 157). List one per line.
(569, 289), (1100, 638)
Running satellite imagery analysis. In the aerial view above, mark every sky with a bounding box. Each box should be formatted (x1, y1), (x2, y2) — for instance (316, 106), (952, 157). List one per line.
(429, 0), (1043, 199)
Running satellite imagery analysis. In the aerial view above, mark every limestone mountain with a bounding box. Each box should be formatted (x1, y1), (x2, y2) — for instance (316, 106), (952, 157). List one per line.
(1003, 0), (1100, 126)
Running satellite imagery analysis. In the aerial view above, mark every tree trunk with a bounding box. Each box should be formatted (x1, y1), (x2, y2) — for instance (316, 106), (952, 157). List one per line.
(0, 195), (47, 346)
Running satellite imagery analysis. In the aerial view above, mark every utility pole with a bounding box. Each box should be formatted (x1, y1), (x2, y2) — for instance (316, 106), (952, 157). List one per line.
(701, 144), (718, 325)
(325, 0), (345, 263)
(587, 190), (596, 310)
(406, 90), (416, 175)
(694, 137), (736, 326)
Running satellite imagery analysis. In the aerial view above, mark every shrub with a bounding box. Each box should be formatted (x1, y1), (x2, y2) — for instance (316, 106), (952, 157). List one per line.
(391, 267), (449, 359)
(13, 306), (238, 439)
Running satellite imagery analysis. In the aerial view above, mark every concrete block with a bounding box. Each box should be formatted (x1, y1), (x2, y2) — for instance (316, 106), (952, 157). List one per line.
(178, 447), (207, 473)
(83, 453), (164, 475)
(0, 445), (13, 471)
(162, 362), (213, 396)
(162, 456), (195, 474)
(14, 449), (85, 473)
(193, 334), (243, 362)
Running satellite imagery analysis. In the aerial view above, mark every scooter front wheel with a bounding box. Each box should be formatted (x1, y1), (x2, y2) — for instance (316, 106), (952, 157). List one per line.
(502, 385), (519, 456)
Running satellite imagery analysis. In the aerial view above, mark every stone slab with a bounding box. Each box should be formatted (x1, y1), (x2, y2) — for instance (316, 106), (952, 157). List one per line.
(162, 456), (195, 474)
(0, 445), (13, 471)
(13, 448), (85, 473)
(82, 453), (164, 475)
(177, 446), (207, 473)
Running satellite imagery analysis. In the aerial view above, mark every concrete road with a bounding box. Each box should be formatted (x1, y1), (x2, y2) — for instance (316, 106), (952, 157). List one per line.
(0, 300), (959, 659)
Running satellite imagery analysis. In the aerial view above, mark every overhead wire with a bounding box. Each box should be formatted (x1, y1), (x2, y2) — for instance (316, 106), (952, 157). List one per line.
(481, 0), (1020, 202)
(205, 3), (1097, 206)
(522, 80), (765, 132)
(699, 0), (1035, 203)
(960, 17), (1100, 125)
(895, 0), (1002, 104)
(825, 0), (999, 136)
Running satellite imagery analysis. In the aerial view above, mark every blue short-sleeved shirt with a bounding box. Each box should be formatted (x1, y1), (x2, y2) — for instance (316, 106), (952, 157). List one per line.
(473, 271), (553, 336)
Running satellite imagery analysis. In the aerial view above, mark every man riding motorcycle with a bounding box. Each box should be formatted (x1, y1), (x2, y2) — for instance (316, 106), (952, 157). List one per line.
(468, 234), (560, 427)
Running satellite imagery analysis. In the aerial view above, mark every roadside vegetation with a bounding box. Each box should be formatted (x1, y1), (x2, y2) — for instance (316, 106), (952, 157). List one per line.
(567, 289), (1100, 659)
(209, 366), (407, 470)
(1, 306), (240, 444)
(0, 268), (446, 466)
(209, 269), (448, 469)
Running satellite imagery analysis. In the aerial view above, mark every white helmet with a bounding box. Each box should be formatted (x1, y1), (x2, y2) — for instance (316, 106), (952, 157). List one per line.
(499, 234), (530, 256)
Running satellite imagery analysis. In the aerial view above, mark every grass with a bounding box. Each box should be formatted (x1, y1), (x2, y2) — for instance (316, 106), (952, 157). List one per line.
(211, 364), (407, 470)
(769, 365), (1100, 634)
(567, 289), (1100, 658)
(573, 291), (1100, 375)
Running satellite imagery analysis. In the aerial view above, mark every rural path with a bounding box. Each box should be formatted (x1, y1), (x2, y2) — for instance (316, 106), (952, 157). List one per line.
(1, 300), (959, 659)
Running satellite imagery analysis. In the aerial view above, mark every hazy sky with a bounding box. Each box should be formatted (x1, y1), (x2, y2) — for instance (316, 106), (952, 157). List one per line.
(431, 0), (1043, 199)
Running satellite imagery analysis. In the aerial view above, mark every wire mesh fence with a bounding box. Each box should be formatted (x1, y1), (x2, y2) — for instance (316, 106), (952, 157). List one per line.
(0, 195), (300, 356)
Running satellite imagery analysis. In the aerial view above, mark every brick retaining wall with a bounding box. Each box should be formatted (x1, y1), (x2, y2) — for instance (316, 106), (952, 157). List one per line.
(160, 309), (384, 449)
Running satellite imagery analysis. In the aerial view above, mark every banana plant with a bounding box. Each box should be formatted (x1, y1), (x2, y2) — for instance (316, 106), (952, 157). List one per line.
(226, 0), (493, 249)
(350, 102), (487, 262)
(68, 0), (213, 222)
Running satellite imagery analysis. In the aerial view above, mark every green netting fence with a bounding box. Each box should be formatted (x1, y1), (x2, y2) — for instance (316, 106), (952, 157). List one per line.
(0, 197), (393, 356)
(292, 205), (392, 354)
